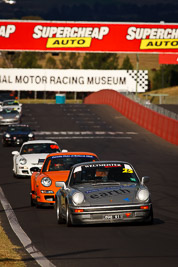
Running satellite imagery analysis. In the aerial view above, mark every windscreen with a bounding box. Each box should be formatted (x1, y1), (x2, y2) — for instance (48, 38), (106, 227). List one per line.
(42, 155), (98, 172)
(8, 126), (30, 132)
(3, 100), (19, 106)
(20, 143), (60, 154)
(70, 163), (139, 185)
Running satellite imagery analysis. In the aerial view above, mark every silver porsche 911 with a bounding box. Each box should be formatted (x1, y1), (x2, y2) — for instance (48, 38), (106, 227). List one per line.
(55, 161), (153, 226)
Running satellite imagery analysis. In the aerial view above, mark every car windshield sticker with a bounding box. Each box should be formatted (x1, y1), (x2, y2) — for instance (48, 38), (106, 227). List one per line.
(51, 155), (95, 159)
(74, 166), (82, 173)
(84, 163), (121, 168)
(123, 164), (133, 173)
(124, 164), (132, 170)
(50, 145), (59, 149)
(130, 178), (137, 182)
(122, 168), (133, 173)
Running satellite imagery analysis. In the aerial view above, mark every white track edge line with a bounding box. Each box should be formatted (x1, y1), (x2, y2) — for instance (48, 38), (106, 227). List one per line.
(0, 187), (56, 267)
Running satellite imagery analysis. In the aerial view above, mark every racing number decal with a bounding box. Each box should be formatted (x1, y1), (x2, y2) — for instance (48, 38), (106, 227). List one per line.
(122, 168), (133, 173)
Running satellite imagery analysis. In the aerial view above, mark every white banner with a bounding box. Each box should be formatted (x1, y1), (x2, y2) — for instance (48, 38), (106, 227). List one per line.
(0, 69), (148, 92)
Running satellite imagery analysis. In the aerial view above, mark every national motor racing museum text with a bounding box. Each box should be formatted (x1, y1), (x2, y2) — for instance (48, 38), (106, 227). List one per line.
(0, 75), (126, 85)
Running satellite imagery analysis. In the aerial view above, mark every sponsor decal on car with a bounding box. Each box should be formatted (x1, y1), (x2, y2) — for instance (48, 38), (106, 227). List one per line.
(52, 155), (96, 159)
(85, 184), (136, 194)
(89, 188), (130, 199)
(84, 163), (122, 168)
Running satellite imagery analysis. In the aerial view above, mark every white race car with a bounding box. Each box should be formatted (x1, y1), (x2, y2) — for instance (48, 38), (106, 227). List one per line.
(12, 140), (61, 178)
(1, 99), (22, 114)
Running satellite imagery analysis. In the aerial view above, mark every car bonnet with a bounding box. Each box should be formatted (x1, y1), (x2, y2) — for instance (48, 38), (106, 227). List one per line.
(44, 171), (70, 182)
(74, 183), (139, 205)
(21, 153), (48, 165)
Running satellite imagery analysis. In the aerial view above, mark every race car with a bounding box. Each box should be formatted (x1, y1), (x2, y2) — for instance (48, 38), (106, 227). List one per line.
(55, 161), (153, 226)
(0, 108), (21, 126)
(2, 124), (35, 146)
(1, 99), (22, 114)
(30, 152), (99, 207)
(12, 140), (61, 178)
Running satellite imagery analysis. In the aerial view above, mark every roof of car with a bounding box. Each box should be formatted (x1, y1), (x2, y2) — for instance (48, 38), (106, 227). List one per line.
(7, 124), (30, 128)
(22, 140), (57, 145)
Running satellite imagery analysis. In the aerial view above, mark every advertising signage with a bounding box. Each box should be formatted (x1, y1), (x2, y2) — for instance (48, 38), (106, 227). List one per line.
(159, 53), (178, 64)
(0, 20), (178, 53)
(0, 68), (148, 92)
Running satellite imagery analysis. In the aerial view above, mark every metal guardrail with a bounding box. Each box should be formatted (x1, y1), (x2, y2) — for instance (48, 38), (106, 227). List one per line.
(123, 92), (178, 121)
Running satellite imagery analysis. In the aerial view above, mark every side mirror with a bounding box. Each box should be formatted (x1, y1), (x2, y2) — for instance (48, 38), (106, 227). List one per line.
(55, 181), (66, 189)
(12, 151), (19, 155)
(30, 167), (40, 173)
(141, 176), (150, 185)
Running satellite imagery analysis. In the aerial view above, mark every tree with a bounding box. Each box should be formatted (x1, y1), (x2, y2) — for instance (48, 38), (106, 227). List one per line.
(81, 53), (119, 69)
(120, 55), (133, 70)
(60, 52), (80, 69)
(12, 52), (42, 68)
(45, 56), (57, 69)
(152, 65), (178, 90)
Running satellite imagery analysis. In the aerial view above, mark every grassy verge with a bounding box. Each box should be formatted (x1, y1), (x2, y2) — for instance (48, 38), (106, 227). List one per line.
(0, 223), (25, 267)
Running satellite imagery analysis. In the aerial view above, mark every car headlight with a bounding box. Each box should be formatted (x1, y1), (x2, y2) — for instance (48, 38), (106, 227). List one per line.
(137, 189), (150, 202)
(5, 133), (11, 138)
(19, 157), (27, 165)
(41, 177), (52, 187)
(72, 192), (84, 205)
(28, 133), (34, 138)
(15, 114), (20, 119)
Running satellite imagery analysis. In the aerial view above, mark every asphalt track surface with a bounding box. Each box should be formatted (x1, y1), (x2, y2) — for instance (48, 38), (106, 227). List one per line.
(0, 103), (178, 267)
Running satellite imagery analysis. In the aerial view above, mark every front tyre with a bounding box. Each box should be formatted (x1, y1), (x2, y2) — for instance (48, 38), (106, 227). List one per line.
(66, 205), (72, 227)
(144, 207), (154, 225)
(30, 194), (35, 207)
(56, 201), (64, 224)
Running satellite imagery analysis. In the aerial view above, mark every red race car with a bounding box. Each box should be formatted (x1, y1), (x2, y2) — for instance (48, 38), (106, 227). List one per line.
(30, 151), (99, 207)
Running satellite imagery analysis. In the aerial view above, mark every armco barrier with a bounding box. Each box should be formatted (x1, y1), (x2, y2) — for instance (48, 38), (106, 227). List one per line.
(84, 89), (178, 146)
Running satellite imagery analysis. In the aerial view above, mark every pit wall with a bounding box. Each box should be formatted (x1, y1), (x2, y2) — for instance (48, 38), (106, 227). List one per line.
(84, 89), (178, 146)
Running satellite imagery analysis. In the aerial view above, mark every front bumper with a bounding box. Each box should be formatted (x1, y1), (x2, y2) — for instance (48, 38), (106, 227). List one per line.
(35, 194), (55, 206)
(69, 203), (153, 225)
(31, 192), (55, 206)
(0, 119), (20, 125)
(3, 137), (30, 146)
(16, 164), (42, 177)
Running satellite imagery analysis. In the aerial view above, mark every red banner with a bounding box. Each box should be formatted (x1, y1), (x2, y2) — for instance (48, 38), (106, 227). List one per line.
(159, 54), (178, 64)
(0, 20), (178, 53)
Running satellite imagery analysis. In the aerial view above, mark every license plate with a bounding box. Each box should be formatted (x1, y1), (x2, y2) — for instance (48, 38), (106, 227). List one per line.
(47, 198), (53, 201)
(104, 214), (123, 220)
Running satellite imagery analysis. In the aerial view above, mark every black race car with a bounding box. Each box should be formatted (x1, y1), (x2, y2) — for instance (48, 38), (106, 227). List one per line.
(2, 124), (35, 146)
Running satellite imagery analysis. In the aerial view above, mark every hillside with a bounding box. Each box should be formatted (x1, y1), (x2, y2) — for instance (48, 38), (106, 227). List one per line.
(139, 86), (178, 104)
(1, 52), (178, 104)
